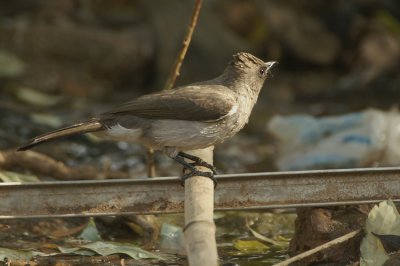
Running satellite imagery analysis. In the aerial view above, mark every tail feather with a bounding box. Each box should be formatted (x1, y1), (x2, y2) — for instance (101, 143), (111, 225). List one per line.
(17, 119), (103, 151)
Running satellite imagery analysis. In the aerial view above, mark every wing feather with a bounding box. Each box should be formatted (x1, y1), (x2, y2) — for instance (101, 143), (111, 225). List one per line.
(102, 85), (236, 122)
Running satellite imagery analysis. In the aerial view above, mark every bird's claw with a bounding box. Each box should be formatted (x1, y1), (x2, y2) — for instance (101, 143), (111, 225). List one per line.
(188, 162), (217, 174)
(178, 152), (217, 174)
(180, 169), (217, 188)
(170, 151), (218, 188)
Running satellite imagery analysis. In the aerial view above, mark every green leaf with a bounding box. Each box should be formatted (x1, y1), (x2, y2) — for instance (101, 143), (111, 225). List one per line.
(14, 87), (61, 107)
(0, 247), (34, 261)
(233, 240), (269, 254)
(247, 225), (287, 247)
(78, 218), (102, 242)
(0, 171), (40, 183)
(82, 241), (165, 260)
(31, 113), (63, 128)
(58, 246), (96, 256)
(0, 247), (50, 261)
(0, 50), (25, 78)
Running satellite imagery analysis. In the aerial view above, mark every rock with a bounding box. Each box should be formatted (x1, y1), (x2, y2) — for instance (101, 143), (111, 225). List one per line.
(289, 207), (366, 265)
(384, 252), (400, 266)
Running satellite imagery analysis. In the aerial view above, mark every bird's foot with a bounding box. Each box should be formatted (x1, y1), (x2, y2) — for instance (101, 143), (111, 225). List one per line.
(170, 152), (217, 188)
(178, 152), (217, 174)
(181, 169), (217, 188)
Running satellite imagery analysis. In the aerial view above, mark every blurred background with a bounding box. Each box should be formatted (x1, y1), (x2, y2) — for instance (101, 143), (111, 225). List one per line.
(0, 0), (399, 176)
(0, 1), (399, 265)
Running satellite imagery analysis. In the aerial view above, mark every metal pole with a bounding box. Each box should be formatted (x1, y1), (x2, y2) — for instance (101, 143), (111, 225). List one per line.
(1, 167), (400, 218)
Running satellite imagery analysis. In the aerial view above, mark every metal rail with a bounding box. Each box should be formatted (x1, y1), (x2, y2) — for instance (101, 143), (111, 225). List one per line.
(1, 167), (400, 219)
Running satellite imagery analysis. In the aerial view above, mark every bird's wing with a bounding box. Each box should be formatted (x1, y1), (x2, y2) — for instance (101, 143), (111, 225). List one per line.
(102, 85), (237, 122)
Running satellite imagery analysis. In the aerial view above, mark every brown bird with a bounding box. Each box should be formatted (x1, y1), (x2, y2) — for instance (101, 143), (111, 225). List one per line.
(18, 52), (277, 185)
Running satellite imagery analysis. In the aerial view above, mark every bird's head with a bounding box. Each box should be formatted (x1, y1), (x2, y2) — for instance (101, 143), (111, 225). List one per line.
(223, 52), (277, 93)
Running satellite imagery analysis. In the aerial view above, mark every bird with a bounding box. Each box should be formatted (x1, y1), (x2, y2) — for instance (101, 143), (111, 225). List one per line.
(17, 52), (277, 186)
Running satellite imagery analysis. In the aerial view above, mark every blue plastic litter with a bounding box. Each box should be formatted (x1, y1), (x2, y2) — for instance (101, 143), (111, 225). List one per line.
(267, 109), (397, 171)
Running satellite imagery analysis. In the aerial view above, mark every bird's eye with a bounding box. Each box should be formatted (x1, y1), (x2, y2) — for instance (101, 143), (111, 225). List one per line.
(259, 66), (267, 77)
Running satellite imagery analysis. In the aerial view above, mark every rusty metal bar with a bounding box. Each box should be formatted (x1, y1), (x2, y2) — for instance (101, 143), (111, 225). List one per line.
(1, 167), (400, 219)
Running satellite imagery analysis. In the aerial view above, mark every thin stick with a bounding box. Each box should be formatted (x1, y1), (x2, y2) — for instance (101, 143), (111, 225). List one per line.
(0, 150), (130, 180)
(146, 148), (156, 177)
(273, 229), (361, 266)
(163, 0), (203, 91)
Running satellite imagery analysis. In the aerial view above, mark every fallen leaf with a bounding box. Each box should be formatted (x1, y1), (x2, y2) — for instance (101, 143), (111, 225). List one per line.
(0, 247), (52, 261)
(82, 241), (165, 260)
(41, 243), (58, 249)
(0, 171), (40, 183)
(58, 246), (96, 256)
(31, 113), (63, 128)
(78, 217), (102, 242)
(0, 50), (25, 78)
(14, 87), (62, 107)
(233, 239), (269, 254)
(0, 247), (34, 261)
(247, 225), (287, 247)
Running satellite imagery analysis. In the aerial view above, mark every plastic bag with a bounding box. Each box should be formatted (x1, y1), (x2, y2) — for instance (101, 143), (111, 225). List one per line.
(267, 109), (400, 171)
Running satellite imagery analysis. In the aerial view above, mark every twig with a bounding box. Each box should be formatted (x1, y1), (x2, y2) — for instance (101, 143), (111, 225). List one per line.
(163, 0), (203, 91)
(273, 229), (361, 266)
(146, 148), (156, 177)
(0, 150), (130, 180)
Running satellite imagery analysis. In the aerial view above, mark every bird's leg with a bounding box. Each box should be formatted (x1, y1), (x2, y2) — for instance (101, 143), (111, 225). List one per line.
(170, 153), (217, 187)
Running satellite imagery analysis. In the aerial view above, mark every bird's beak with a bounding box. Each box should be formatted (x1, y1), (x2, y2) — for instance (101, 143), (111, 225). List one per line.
(265, 61), (278, 71)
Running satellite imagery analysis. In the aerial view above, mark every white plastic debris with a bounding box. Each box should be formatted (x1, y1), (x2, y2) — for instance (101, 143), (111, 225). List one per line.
(267, 109), (400, 171)
(159, 223), (186, 255)
(360, 200), (400, 266)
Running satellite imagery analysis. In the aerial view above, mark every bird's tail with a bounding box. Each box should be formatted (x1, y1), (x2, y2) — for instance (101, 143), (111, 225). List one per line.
(17, 119), (104, 151)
